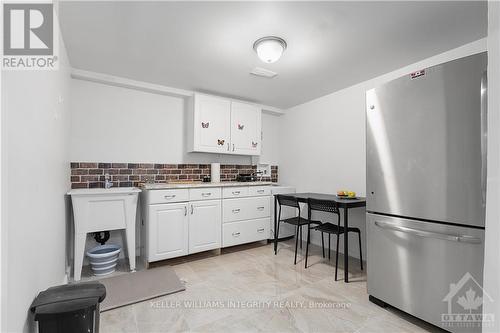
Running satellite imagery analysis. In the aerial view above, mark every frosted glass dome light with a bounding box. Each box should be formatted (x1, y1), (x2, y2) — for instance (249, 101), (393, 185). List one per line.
(253, 36), (287, 64)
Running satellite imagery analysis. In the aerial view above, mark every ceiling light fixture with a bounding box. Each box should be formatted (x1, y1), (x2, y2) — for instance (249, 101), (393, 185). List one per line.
(253, 36), (287, 64)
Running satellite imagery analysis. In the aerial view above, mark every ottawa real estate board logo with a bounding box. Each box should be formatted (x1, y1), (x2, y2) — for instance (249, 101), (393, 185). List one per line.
(441, 272), (495, 329)
(2, 2), (58, 70)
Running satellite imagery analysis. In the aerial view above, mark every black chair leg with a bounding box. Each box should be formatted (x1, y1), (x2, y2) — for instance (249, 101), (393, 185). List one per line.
(321, 232), (325, 258)
(358, 232), (363, 271)
(294, 224), (300, 265)
(305, 225), (311, 268)
(299, 226), (302, 249)
(335, 233), (340, 281)
(328, 234), (331, 261)
(275, 221), (280, 255)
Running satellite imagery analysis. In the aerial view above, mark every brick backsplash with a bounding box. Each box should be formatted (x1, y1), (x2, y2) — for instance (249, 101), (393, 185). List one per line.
(70, 163), (278, 189)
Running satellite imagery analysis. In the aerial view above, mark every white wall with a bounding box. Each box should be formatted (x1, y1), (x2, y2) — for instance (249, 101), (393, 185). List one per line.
(483, 1), (500, 331)
(280, 38), (487, 259)
(70, 79), (281, 165)
(1, 17), (71, 333)
(260, 112), (281, 166)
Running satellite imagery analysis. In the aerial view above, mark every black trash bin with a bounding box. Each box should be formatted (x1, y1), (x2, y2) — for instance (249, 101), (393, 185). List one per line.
(30, 282), (106, 333)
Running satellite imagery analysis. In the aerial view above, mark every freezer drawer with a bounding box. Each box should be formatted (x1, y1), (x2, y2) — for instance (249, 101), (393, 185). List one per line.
(367, 213), (485, 333)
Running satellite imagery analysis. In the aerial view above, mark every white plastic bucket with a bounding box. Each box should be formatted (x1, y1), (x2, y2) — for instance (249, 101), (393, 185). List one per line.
(92, 263), (118, 276)
(86, 244), (121, 276)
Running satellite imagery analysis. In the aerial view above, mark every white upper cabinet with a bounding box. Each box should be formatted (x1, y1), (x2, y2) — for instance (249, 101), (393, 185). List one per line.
(230, 101), (261, 155)
(187, 93), (262, 156)
(190, 94), (231, 153)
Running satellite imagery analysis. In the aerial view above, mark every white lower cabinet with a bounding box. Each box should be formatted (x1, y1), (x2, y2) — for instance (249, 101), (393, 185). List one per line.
(144, 185), (271, 263)
(188, 200), (222, 254)
(148, 202), (189, 262)
(221, 196), (271, 248)
(222, 218), (269, 248)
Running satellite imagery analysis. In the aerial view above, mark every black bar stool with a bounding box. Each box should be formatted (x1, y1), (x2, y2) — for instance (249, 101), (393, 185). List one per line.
(305, 197), (363, 280)
(275, 194), (321, 265)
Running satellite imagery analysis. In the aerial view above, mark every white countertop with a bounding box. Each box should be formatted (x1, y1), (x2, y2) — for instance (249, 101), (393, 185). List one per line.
(67, 187), (142, 196)
(141, 181), (275, 190)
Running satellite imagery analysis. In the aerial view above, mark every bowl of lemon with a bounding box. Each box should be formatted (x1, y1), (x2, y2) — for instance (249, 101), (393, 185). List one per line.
(336, 190), (357, 199)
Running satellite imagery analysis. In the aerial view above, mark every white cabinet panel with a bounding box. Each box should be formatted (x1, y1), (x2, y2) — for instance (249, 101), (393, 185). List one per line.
(230, 101), (262, 155)
(148, 203), (188, 262)
(193, 94), (231, 153)
(248, 186), (271, 197)
(222, 186), (249, 198)
(147, 189), (189, 204)
(222, 218), (269, 247)
(223, 196), (270, 223)
(189, 200), (222, 254)
(189, 187), (221, 201)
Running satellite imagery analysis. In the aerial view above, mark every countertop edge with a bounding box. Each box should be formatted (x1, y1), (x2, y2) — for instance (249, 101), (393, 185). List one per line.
(67, 188), (142, 196)
(141, 182), (277, 190)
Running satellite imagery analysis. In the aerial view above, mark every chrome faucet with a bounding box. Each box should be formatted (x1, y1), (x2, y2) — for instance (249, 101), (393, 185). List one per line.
(104, 173), (113, 189)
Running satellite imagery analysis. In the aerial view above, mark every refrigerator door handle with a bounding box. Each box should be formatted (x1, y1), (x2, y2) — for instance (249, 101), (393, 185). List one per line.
(374, 221), (482, 244)
(480, 70), (487, 210)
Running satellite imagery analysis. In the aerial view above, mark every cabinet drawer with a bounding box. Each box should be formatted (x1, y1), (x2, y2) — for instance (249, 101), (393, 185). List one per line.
(222, 218), (269, 247)
(223, 196), (270, 223)
(222, 186), (249, 198)
(248, 186), (271, 197)
(189, 187), (221, 201)
(147, 189), (189, 204)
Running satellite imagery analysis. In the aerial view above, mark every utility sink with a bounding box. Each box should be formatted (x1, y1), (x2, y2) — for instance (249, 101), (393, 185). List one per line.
(67, 187), (141, 281)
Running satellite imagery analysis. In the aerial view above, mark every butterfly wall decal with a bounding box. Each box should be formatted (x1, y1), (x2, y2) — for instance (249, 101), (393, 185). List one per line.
(201, 122), (209, 128)
(217, 139), (225, 146)
(238, 124), (244, 130)
(252, 141), (258, 148)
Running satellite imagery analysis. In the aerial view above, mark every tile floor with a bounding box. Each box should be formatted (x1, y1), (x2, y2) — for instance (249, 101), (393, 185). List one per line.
(100, 240), (442, 333)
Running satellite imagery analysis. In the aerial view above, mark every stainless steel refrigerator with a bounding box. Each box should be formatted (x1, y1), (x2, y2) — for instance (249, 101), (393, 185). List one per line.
(366, 52), (487, 333)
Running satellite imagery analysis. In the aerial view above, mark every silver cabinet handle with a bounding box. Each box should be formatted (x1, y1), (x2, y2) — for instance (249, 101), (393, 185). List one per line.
(480, 70), (487, 210)
(257, 228), (265, 233)
(257, 190), (265, 193)
(232, 232), (240, 237)
(232, 209), (240, 213)
(201, 192), (212, 197)
(257, 206), (265, 210)
(164, 195), (176, 199)
(184, 205), (187, 216)
(232, 144), (235, 151)
(374, 221), (482, 244)
(232, 191), (240, 195)
(191, 205), (194, 215)
(227, 143), (230, 151)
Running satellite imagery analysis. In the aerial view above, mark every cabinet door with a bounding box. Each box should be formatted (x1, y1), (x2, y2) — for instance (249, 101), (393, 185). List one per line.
(189, 200), (221, 254)
(230, 101), (261, 155)
(148, 203), (188, 262)
(194, 94), (231, 153)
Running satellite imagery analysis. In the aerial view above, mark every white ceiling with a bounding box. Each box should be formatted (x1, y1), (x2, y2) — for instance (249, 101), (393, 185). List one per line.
(59, 1), (487, 109)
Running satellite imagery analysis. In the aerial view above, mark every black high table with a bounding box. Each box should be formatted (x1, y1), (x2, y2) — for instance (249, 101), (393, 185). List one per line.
(273, 192), (366, 283)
